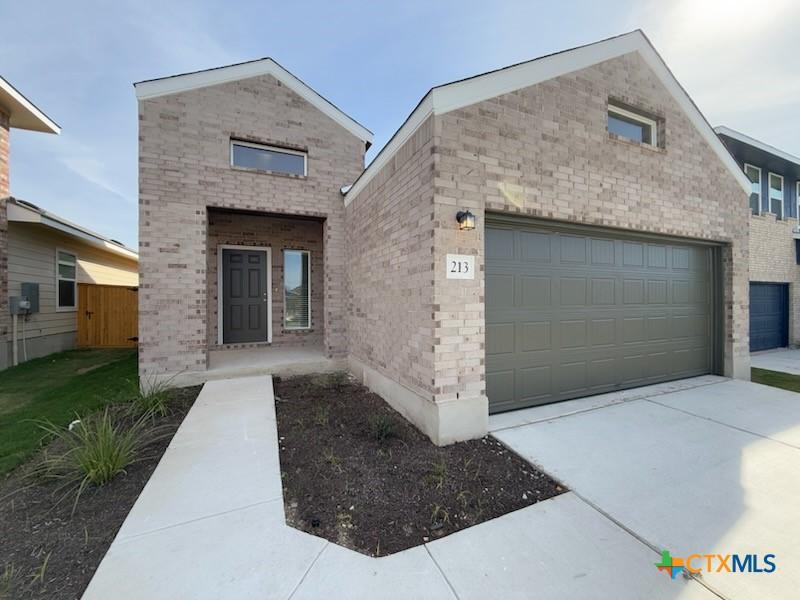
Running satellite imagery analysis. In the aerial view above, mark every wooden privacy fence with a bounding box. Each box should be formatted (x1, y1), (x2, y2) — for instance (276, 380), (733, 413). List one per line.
(77, 284), (138, 348)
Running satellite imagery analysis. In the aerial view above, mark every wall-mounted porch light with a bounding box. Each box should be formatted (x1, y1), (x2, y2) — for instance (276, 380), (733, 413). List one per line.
(456, 210), (476, 231)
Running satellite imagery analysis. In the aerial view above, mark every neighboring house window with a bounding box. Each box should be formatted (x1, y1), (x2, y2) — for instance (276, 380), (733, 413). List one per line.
(230, 140), (307, 176)
(744, 164), (761, 215)
(769, 173), (784, 219)
(608, 104), (658, 147)
(283, 250), (310, 329)
(56, 250), (77, 310)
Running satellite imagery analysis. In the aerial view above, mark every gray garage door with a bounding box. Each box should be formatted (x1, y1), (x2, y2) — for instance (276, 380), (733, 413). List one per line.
(486, 218), (718, 413)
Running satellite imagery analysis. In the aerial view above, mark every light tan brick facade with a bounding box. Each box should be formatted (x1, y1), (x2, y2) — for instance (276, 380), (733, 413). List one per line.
(749, 214), (800, 345)
(138, 73), (365, 380)
(139, 38), (750, 444)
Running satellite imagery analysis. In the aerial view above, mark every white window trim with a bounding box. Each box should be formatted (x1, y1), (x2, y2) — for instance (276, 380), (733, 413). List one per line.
(230, 140), (308, 176)
(744, 163), (762, 213)
(608, 104), (658, 147)
(216, 245), (272, 345)
(769, 172), (784, 218)
(55, 247), (77, 312)
(797, 181), (800, 221)
(283, 249), (311, 331)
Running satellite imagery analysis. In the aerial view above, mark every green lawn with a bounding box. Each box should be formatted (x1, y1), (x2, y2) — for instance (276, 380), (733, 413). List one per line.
(751, 367), (800, 394)
(0, 349), (138, 476)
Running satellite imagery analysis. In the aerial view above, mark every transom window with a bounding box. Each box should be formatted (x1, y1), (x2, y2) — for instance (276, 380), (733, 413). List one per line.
(283, 250), (310, 330)
(231, 140), (307, 176)
(56, 249), (77, 310)
(744, 164), (761, 214)
(608, 104), (658, 147)
(769, 173), (784, 220)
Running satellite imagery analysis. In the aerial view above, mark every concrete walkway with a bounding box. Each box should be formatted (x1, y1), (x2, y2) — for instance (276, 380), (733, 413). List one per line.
(83, 376), (715, 599)
(493, 377), (800, 600)
(751, 347), (800, 375)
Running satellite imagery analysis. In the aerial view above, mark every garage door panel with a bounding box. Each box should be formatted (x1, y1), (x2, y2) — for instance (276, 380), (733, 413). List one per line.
(520, 321), (551, 352)
(520, 276), (551, 306)
(486, 274), (515, 308)
(560, 278), (587, 305)
(486, 221), (716, 413)
(591, 278), (616, 305)
(517, 366), (552, 403)
(520, 231), (551, 262)
(486, 323), (515, 356)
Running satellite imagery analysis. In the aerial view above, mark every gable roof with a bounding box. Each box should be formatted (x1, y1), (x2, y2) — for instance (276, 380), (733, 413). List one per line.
(133, 58), (373, 146)
(344, 29), (751, 204)
(7, 197), (138, 260)
(0, 76), (60, 134)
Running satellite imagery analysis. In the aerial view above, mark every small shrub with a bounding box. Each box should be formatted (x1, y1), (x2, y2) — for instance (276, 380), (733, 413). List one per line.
(367, 413), (395, 442)
(32, 409), (171, 513)
(425, 458), (448, 490)
(133, 376), (174, 417)
(321, 447), (343, 473)
(313, 403), (330, 427)
(0, 563), (21, 600)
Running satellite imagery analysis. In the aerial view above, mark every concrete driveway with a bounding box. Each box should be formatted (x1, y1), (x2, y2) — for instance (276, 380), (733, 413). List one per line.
(492, 376), (800, 600)
(751, 348), (800, 375)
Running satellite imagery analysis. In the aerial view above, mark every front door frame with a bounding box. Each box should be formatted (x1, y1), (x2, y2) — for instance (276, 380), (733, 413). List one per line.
(217, 244), (272, 345)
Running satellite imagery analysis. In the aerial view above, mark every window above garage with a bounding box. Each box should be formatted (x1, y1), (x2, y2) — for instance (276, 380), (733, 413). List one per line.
(607, 103), (659, 148)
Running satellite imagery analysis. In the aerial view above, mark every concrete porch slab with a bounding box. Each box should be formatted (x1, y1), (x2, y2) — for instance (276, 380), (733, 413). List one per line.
(751, 348), (800, 375)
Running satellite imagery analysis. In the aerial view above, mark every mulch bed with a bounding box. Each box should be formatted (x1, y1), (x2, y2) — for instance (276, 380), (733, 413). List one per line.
(275, 373), (565, 556)
(0, 386), (200, 600)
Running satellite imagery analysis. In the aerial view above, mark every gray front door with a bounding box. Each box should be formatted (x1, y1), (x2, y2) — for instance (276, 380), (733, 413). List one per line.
(485, 217), (716, 413)
(222, 248), (268, 344)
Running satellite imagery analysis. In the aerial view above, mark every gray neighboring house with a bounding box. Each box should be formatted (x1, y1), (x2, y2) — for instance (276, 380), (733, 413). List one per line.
(716, 127), (800, 352)
(137, 30), (750, 445)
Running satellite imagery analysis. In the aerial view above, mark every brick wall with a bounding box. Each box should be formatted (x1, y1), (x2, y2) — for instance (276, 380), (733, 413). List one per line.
(138, 74), (364, 378)
(430, 51), (751, 406)
(345, 115), (437, 400)
(207, 210), (324, 349)
(749, 213), (800, 344)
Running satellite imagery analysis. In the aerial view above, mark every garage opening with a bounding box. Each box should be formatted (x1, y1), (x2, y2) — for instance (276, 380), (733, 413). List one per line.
(749, 283), (789, 352)
(485, 216), (722, 414)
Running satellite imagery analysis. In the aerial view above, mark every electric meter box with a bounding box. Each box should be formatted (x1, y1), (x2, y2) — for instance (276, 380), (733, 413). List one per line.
(20, 283), (39, 313)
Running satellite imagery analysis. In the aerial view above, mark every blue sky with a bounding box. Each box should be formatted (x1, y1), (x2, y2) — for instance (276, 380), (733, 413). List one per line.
(3, 0), (798, 248)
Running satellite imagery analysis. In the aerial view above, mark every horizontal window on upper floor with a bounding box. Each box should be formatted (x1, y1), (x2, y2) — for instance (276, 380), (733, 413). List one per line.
(607, 102), (659, 148)
(230, 140), (307, 176)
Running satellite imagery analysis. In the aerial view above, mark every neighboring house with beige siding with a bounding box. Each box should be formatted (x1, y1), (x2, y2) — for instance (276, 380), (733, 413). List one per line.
(3, 198), (138, 367)
(137, 30), (750, 445)
(0, 75), (138, 369)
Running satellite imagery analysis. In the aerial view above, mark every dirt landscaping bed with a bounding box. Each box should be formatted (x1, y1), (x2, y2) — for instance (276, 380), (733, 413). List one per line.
(0, 386), (200, 600)
(275, 373), (565, 556)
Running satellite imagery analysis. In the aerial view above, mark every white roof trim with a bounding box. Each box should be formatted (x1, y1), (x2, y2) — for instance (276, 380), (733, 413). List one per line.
(7, 198), (138, 260)
(345, 30), (750, 203)
(715, 126), (800, 168)
(134, 58), (372, 145)
(0, 76), (60, 134)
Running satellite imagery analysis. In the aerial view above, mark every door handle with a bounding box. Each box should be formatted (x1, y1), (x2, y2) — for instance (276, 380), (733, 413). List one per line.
(85, 310), (94, 319)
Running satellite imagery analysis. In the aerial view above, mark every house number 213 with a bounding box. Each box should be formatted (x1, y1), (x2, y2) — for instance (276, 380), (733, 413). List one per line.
(446, 254), (475, 280)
